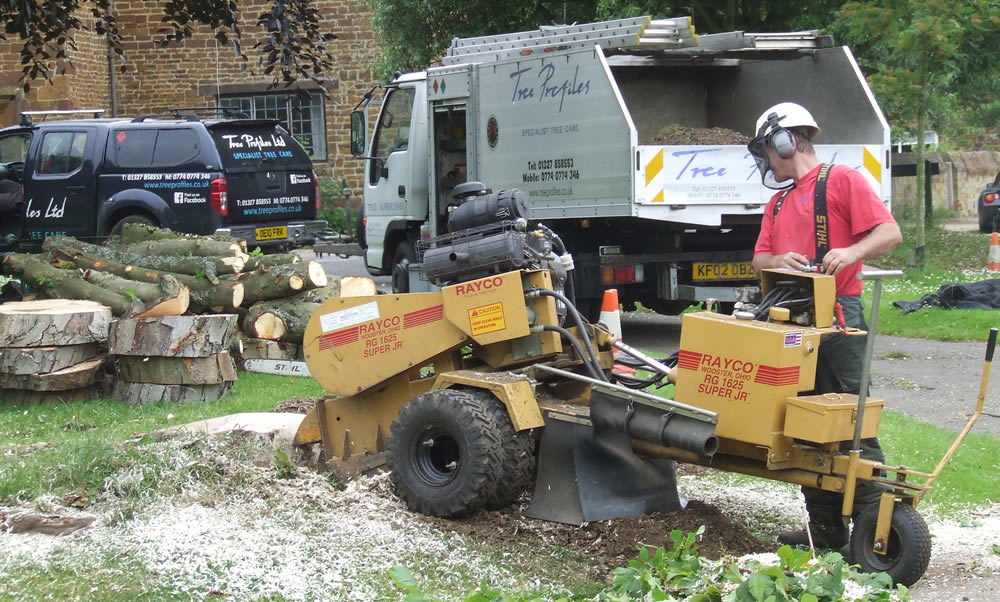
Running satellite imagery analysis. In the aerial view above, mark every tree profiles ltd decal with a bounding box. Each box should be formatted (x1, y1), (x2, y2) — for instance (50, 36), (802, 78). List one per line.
(487, 116), (499, 149)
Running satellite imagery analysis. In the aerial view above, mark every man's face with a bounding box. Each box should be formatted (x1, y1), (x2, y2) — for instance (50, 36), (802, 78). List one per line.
(748, 132), (794, 190)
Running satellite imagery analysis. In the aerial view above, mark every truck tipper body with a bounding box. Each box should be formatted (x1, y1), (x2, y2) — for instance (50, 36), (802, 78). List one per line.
(354, 17), (891, 314)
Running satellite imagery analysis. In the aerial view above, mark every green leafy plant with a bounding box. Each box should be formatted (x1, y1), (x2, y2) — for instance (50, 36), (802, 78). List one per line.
(35, 275), (54, 288)
(249, 247), (264, 257)
(273, 449), (296, 479)
(608, 525), (714, 599)
(123, 288), (140, 303)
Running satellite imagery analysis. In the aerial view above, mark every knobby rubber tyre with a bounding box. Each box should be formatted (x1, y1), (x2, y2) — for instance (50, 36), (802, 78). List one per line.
(477, 391), (536, 510)
(388, 389), (503, 517)
(849, 503), (931, 586)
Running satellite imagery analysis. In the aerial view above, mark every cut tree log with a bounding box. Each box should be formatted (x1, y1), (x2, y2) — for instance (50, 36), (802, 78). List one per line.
(237, 260), (327, 306)
(110, 314), (238, 357)
(0, 343), (101, 375)
(2, 253), (140, 316)
(112, 381), (233, 405)
(0, 300), (111, 347)
(3, 509), (98, 535)
(82, 270), (190, 318)
(0, 356), (105, 391)
(0, 386), (101, 404)
(243, 252), (300, 272)
(119, 222), (246, 251)
(246, 299), (320, 342)
(44, 236), (243, 282)
(117, 352), (237, 385)
(238, 337), (301, 361)
(47, 246), (243, 313)
(119, 238), (247, 261)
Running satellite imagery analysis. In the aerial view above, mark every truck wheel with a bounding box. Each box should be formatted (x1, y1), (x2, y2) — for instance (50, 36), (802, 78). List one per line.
(388, 388), (503, 517)
(849, 503), (931, 586)
(479, 391), (536, 510)
(391, 240), (415, 293)
(109, 214), (156, 237)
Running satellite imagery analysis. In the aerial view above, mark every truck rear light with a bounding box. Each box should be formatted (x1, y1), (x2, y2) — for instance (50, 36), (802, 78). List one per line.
(986, 193), (999, 204)
(601, 264), (644, 285)
(313, 170), (320, 210)
(210, 178), (228, 216)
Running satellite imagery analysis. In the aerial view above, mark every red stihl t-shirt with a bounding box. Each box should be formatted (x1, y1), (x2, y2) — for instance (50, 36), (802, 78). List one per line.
(754, 164), (895, 296)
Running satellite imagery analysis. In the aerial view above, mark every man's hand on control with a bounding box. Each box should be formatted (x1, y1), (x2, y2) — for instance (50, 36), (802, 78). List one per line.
(776, 252), (810, 270)
(822, 247), (862, 275)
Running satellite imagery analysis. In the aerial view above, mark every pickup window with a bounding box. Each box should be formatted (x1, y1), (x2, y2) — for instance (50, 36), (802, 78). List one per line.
(37, 131), (88, 175)
(110, 128), (200, 168)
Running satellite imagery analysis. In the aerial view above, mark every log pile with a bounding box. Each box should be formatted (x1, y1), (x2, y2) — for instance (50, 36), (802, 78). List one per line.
(0, 300), (110, 404)
(109, 314), (239, 404)
(0, 225), (378, 377)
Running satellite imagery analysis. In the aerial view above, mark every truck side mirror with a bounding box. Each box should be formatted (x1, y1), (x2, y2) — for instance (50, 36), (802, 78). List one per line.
(350, 111), (366, 157)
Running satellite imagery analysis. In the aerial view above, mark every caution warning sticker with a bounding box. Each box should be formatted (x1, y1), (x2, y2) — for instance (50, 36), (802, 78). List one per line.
(469, 302), (506, 336)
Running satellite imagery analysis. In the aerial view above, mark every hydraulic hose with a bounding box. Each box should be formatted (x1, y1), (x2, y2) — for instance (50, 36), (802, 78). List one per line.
(539, 325), (606, 382)
(536, 223), (577, 308)
(533, 288), (606, 381)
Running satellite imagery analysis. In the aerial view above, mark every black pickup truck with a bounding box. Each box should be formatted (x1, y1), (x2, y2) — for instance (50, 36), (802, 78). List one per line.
(0, 108), (327, 250)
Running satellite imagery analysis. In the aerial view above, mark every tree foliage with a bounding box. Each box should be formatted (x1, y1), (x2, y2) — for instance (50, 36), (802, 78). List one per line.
(833, 0), (1000, 266)
(0, 0), (336, 92)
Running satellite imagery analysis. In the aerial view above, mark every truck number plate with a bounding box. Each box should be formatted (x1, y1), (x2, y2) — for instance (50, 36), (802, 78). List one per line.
(256, 226), (287, 241)
(692, 261), (754, 281)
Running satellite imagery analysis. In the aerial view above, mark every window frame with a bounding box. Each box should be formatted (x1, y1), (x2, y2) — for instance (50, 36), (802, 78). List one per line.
(217, 92), (327, 160)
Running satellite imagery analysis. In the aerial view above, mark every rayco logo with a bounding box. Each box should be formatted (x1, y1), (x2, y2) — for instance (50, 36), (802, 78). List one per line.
(359, 316), (400, 334)
(455, 276), (504, 295)
(699, 353), (755, 373)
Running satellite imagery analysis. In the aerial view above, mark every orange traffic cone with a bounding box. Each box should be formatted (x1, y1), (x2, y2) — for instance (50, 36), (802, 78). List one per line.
(989, 232), (1000, 273)
(598, 288), (622, 341)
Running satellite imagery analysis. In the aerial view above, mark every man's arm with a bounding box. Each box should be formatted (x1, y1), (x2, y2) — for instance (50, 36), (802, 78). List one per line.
(821, 222), (902, 276)
(752, 251), (811, 275)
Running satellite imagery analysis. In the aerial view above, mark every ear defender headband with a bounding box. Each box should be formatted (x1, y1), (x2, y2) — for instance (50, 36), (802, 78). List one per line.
(761, 112), (796, 159)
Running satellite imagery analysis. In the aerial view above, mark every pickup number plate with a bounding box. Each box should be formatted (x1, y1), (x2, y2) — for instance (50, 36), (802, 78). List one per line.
(692, 261), (754, 281)
(256, 226), (287, 241)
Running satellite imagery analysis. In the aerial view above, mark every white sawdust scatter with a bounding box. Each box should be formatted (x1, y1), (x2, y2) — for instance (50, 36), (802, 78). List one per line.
(1, 471), (564, 600)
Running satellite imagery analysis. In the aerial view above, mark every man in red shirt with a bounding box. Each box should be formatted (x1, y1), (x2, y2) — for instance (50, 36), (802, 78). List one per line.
(749, 102), (902, 549)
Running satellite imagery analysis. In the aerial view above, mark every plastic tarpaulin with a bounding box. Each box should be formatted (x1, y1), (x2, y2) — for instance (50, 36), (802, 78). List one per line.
(894, 279), (1000, 314)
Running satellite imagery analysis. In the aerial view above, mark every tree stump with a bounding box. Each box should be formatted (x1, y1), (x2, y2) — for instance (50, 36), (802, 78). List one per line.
(239, 337), (302, 362)
(0, 300), (111, 347)
(0, 386), (102, 404)
(110, 314), (238, 357)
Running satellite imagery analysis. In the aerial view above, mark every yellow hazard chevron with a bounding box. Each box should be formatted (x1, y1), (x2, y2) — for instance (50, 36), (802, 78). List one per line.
(645, 148), (664, 187)
(863, 147), (882, 184)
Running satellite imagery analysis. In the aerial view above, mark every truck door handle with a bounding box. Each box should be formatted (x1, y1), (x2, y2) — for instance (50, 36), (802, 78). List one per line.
(67, 185), (85, 192)
(398, 185), (406, 198)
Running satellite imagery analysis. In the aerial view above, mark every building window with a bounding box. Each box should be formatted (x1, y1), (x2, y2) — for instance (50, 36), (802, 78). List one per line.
(218, 92), (326, 160)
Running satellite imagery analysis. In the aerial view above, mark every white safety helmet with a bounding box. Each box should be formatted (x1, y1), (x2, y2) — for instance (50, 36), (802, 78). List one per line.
(748, 102), (821, 189)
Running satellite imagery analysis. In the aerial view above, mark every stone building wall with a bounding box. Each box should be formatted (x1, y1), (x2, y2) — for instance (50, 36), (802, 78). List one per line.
(0, 2), (379, 206)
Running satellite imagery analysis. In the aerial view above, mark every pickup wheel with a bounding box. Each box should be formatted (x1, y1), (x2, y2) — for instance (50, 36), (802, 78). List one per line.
(110, 214), (157, 237)
(391, 240), (415, 293)
(388, 389), (503, 517)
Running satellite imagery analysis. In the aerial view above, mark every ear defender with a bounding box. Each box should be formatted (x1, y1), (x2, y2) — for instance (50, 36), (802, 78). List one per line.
(765, 112), (796, 158)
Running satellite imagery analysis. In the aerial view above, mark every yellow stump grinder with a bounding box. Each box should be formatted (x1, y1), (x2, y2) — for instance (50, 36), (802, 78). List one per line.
(294, 187), (991, 586)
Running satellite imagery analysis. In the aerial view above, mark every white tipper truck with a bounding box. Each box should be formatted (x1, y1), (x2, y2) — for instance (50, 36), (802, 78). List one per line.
(350, 16), (891, 315)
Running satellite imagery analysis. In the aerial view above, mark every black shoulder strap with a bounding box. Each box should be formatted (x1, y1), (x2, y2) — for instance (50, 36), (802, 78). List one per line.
(770, 164), (832, 265)
(772, 189), (791, 219)
(813, 163), (832, 264)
